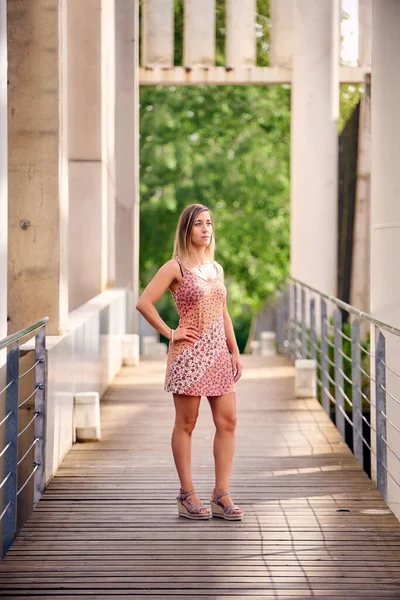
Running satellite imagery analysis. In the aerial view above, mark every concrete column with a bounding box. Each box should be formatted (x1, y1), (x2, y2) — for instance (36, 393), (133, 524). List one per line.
(101, 0), (116, 290)
(226, 0), (256, 67)
(350, 78), (371, 315)
(290, 0), (340, 295)
(371, 0), (400, 518)
(7, 0), (69, 336)
(0, 0), (7, 352)
(270, 0), (293, 68)
(67, 0), (103, 311)
(115, 0), (140, 333)
(359, 0), (372, 69)
(184, 0), (216, 66)
(142, 0), (174, 67)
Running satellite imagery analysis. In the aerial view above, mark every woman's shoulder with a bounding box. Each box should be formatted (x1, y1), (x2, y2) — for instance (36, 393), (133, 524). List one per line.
(213, 260), (224, 278)
(161, 258), (183, 277)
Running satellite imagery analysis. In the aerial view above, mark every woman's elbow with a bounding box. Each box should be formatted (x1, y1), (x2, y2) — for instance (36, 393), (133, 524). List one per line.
(136, 298), (145, 313)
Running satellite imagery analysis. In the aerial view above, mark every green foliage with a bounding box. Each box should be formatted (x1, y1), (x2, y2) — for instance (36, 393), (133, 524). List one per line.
(140, 84), (291, 335)
(339, 84), (363, 134)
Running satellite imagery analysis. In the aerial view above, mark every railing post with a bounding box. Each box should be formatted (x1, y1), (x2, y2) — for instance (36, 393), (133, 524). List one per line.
(351, 319), (363, 467)
(334, 309), (345, 438)
(301, 286), (306, 358)
(2, 342), (19, 558)
(320, 298), (329, 413)
(293, 283), (298, 359)
(34, 326), (46, 506)
(282, 287), (288, 355)
(310, 297), (316, 362)
(375, 330), (387, 502)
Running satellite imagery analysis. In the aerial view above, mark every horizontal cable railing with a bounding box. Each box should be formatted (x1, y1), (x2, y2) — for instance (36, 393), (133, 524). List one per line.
(0, 317), (49, 558)
(276, 278), (400, 505)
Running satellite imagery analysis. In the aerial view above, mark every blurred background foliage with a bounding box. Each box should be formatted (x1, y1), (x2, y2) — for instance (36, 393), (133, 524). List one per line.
(139, 0), (363, 351)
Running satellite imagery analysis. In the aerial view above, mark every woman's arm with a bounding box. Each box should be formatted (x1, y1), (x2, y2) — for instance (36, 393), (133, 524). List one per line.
(136, 260), (199, 344)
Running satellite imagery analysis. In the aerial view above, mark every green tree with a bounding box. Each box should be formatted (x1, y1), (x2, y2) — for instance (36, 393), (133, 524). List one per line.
(139, 84), (291, 350)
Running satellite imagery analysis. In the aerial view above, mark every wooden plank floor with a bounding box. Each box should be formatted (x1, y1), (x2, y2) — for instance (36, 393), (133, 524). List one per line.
(1, 354), (400, 599)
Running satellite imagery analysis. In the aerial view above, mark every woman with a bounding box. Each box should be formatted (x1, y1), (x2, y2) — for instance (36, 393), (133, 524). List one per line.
(136, 204), (243, 521)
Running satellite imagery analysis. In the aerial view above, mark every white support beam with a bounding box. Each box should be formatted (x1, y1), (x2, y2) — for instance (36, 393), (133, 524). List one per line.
(359, 0), (372, 68)
(226, 0), (256, 67)
(142, 0), (174, 67)
(184, 0), (215, 66)
(0, 0), (7, 352)
(270, 0), (293, 68)
(139, 65), (368, 86)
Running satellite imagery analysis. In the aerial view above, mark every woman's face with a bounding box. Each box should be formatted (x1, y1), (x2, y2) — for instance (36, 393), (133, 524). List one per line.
(190, 210), (213, 248)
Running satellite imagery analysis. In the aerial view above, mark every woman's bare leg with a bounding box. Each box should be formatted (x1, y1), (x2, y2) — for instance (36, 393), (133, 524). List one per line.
(171, 394), (206, 509)
(208, 392), (241, 512)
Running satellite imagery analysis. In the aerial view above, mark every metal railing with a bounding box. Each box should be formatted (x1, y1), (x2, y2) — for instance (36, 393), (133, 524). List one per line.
(0, 317), (48, 558)
(276, 278), (400, 505)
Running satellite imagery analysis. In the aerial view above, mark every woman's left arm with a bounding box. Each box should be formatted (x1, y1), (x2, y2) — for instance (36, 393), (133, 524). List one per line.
(223, 301), (243, 383)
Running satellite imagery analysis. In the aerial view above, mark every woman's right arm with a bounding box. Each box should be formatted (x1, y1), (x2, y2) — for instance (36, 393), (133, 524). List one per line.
(136, 260), (199, 343)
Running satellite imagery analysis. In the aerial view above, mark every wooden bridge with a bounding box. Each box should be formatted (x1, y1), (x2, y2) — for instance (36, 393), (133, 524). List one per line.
(0, 354), (400, 599)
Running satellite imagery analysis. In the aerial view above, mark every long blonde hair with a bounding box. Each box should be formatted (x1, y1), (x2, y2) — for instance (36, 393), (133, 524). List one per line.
(173, 204), (215, 263)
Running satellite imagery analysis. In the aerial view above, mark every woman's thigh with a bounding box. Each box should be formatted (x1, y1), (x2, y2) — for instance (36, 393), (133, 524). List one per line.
(207, 392), (237, 428)
(173, 394), (202, 425)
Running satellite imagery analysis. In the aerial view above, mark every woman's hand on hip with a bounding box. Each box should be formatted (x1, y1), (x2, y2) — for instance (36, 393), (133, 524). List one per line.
(231, 352), (243, 382)
(172, 325), (199, 344)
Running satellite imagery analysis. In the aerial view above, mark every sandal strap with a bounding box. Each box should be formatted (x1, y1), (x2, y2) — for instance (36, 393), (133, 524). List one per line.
(215, 491), (230, 501)
(177, 488), (195, 502)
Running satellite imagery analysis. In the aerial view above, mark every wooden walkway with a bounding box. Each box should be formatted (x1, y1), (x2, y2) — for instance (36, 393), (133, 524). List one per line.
(1, 354), (400, 599)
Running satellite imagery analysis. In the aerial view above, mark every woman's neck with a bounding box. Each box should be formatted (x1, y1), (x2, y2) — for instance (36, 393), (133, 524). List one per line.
(188, 248), (207, 266)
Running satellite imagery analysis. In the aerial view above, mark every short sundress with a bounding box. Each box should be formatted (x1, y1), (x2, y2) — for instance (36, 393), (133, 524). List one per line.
(164, 260), (235, 397)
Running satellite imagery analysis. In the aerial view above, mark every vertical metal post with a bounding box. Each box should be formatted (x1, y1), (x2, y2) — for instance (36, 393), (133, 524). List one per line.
(301, 287), (306, 358)
(334, 309), (345, 438)
(310, 297), (316, 361)
(2, 342), (19, 558)
(320, 298), (329, 413)
(34, 326), (46, 506)
(351, 319), (363, 467)
(283, 287), (289, 356)
(293, 283), (298, 359)
(375, 329), (387, 502)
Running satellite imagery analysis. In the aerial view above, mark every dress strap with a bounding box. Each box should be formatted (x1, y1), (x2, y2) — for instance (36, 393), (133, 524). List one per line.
(213, 261), (220, 277)
(176, 258), (184, 277)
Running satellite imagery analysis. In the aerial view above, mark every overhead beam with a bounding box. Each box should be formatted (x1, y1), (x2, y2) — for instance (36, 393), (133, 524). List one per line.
(142, 0), (174, 67)
(184, 0), (215, 66)
(226, 0), (256, 67)
(139, 65), (369, 86)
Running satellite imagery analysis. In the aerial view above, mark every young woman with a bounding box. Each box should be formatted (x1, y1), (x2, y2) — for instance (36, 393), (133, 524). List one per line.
(136, 204), (243, 521)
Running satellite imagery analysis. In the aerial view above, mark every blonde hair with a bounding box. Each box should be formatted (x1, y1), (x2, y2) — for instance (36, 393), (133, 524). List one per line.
(173, 204), (215, 264)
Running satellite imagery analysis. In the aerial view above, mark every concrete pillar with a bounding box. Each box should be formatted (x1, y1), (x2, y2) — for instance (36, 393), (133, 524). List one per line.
(7, 0), (69, 336)
(371, 0), (400, 518)
(67, 0), (103, 310)
(359, 0), (372, 69)
(115, 0), (140, 333)
(184, 0), (216, 67)
(0, 0), (7, 352)
(350, 78), (371, 315)
(142, 0), (174, 67)
(101, 0), (116, 290)
(270, 0), (293, 68)
(226, 0), (256, 67)
(290, 0), (340, 296)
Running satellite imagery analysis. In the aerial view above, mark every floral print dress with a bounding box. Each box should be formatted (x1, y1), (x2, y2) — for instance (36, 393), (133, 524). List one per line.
(164, 261), (235, 397)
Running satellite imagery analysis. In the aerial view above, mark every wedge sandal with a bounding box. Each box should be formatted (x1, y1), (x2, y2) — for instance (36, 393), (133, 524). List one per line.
(176, 488), (211, 520)
(210, 490), (244, 521)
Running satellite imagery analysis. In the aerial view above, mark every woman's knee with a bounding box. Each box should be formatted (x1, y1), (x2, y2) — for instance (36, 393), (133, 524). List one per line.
(214, 413), (237, 433)
(175, 415), (198, 435)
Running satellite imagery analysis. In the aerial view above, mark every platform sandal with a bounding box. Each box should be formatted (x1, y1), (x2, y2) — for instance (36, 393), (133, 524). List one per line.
(210, 490), (244, 521)
(176, 488), (211, 520)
